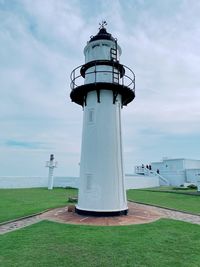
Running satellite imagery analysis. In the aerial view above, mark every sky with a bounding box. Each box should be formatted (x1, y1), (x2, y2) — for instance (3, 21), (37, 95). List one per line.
(0, 0), (200, 177)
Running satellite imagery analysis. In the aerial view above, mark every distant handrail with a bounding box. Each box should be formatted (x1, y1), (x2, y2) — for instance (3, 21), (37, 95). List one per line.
(135, 166), (169, 185)
(70, 61), (135, 92)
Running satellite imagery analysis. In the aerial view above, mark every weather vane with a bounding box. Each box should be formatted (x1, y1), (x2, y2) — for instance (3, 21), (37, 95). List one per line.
(99, 20), (107, 30)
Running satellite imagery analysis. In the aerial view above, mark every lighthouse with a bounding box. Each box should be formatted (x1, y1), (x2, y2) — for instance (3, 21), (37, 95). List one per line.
(70, 22), (135, 216)
(46, 154), (57, 190)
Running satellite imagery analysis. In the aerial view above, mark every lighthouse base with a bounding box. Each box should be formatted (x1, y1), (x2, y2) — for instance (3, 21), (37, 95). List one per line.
(75, 207), (128, 217)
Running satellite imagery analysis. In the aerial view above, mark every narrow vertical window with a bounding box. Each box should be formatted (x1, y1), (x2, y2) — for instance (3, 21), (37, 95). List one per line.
(86, 174), (92, 191)
(88, 109), (95, 124)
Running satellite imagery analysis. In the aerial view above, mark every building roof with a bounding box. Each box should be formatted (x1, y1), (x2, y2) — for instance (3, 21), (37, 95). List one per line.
(152, 158), (200, 163)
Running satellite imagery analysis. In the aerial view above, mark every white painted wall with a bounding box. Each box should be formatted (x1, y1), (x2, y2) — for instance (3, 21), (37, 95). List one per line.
(185, 169), (200, 184)
(151, 160), (186, 186)
(78, 89), (127, 212)
(151, 158), (200, 186)
(0, 175), (158, 190)
(165, 159), (184, 170)
(125, 175), (159, 189)
(0, 176), (79, 189)
(76, 35), (128, 213)
(84, 39), (121, 63)
(184, 159), (200, 169)
(151, 159), (184, 172)
(158, 170), (186, 186)
(150, 162), (165, 172)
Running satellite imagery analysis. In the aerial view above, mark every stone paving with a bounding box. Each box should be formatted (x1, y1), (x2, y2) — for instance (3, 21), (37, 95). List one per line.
(131, 202), (200, 225)
(1, 202), (200, 235)
(39, 203), (162, 226)
(0, 215), (43, 235)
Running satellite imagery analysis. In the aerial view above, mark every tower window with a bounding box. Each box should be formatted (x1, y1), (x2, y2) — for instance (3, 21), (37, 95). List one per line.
(86, 174), (92, 191)
(92, 44), (100, 49)
(88, 109), (95, 124)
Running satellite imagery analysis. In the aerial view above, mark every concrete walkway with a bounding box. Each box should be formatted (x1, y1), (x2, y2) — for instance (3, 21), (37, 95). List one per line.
(0, 202), (200, 235)
(132, 202), (200, 225)
(0, 215), (43, 235)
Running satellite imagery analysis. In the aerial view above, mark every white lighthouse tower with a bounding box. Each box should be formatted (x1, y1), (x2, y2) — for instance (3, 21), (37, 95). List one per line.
(46, 154), (57, 190)
(70, 22), (135, 215)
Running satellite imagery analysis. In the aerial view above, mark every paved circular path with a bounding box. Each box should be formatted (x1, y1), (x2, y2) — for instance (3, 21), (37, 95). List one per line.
(1, 202), (200, 234)
(40, 202), (161, 226)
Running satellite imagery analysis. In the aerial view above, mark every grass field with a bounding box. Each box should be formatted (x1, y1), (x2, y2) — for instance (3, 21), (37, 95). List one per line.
(127, 189), (200, 214)
(0, 188), (77, 223)
(1, 187), (200, 223)
(144, 186), (197, 193)
(0, 219), (200, 267)
(1, 188), (200, 266)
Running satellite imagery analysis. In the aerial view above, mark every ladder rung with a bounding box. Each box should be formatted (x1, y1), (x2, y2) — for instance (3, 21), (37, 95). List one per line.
(110, 48), (117, 60)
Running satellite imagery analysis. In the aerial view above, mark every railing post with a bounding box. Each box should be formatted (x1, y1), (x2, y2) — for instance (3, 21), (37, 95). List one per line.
(95, 61), (97, 84)
(73, 69), (75, 89)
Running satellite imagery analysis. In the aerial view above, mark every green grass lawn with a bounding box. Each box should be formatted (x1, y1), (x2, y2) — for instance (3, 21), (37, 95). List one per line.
(145, 186), (197, 193)
(144, 186), (198, 193)
(1, 187), (200, 223)
(0, 188), (77, 223)
(127, 189), (200, 214)
(1, 188), (200, 266)
(0, 219), (200, 267)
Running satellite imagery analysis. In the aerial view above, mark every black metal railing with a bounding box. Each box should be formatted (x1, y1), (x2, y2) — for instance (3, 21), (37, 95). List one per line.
(70, 62), (135, 92)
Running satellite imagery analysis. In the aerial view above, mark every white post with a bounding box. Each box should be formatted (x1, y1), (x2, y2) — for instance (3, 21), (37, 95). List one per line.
(46, 154), (57, 190)
(197, 180), (200, 192)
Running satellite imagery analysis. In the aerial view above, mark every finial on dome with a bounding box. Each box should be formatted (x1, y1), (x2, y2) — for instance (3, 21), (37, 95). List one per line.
(99, 20), (107, 30)
(89, 21), (114, 43)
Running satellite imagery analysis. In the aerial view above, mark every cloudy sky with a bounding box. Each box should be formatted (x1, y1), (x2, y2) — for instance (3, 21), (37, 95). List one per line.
(0, 0), (200, 177)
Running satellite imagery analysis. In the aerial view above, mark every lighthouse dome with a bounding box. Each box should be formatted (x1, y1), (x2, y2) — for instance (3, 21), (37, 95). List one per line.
(89, 27), (115, 43)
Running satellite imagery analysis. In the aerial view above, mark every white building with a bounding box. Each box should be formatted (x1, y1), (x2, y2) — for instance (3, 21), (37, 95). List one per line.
(150, 158), (200, 186)
(0, 174), (159, 190)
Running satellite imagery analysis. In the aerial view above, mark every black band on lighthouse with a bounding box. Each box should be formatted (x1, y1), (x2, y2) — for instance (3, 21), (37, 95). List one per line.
(75, 207), (128, 216)
(80, 60), (125, 78)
